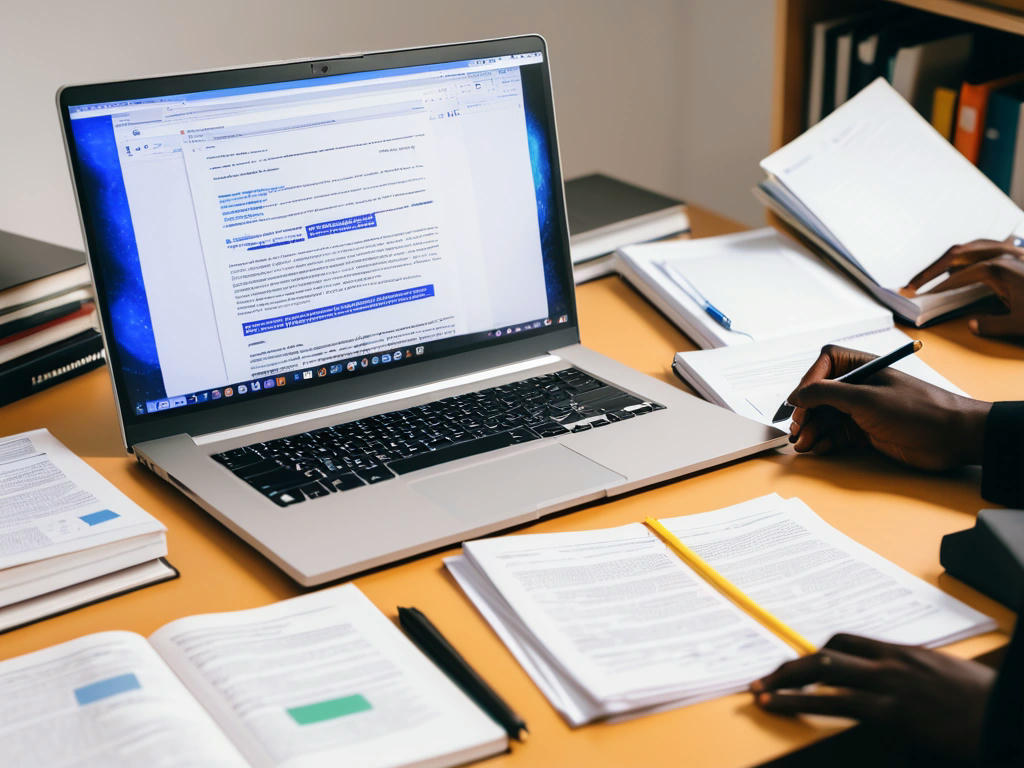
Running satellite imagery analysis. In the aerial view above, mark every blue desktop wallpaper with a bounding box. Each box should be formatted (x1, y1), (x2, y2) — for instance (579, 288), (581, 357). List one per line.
(70, 115), (166, 407)
(68, 60), (571, 417)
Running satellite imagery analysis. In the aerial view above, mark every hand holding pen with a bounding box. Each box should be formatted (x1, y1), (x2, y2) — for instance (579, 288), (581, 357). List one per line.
(783, 343), (990, 471)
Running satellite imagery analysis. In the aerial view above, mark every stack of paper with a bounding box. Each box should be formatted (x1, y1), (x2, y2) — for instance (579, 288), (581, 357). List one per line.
(0, 429), (174, 632)
(446, 493), (996, 725)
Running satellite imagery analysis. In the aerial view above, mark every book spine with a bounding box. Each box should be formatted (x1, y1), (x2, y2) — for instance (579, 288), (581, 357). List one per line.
(955, 81), (989, 163)
(979, 90), (1021, 193)
(1011, 102), (1024, 207)
(0, 331), (105, 407)
(931, 86), (958, 140)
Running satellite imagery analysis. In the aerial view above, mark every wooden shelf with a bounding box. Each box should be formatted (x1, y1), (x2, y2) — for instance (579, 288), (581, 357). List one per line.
(772, 0), (1024, 150)
(890, 1), (1024, 35)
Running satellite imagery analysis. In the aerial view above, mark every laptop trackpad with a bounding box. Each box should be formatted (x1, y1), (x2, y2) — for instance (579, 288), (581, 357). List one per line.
(407, 444), (624, 525)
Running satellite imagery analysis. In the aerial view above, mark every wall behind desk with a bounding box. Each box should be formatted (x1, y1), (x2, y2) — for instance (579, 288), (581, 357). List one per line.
(0, 0), (773, 247)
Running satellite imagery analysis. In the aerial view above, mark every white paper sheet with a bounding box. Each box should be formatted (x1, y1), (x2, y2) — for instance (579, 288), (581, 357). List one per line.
(659, 494), (997, 648)
(0, 429), (165, 569)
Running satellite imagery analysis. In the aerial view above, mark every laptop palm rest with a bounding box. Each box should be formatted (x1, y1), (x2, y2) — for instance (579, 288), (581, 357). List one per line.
(407, 444), (624, 525)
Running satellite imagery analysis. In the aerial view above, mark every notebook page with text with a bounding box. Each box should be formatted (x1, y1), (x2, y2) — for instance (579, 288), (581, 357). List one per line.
(674, 325), (965, 425)
(460, 524), (795, 711)
(761, 78), (1024, 290)
(149, 585), (505, 768)
(659, 495), (996, 649)
(0, 632), (247, 767)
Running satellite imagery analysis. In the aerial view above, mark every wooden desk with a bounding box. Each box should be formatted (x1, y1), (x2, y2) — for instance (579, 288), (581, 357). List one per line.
(4, 205), (1023, 767)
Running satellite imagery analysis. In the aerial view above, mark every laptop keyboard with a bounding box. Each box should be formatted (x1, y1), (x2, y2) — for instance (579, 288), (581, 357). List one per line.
(211, 367), (664, 506)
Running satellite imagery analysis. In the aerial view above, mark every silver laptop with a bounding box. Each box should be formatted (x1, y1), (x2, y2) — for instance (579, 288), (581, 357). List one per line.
(58, 36), (785, 586)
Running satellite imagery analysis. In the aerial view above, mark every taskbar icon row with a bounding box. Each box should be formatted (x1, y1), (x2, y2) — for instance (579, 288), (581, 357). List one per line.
(139, 344), (427, 415)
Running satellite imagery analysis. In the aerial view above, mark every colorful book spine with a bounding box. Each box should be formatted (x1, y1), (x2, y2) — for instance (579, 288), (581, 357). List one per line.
(955, 72), (1024, 164)
(979, 88), (1024, 193)
(931, 86), (958, 140)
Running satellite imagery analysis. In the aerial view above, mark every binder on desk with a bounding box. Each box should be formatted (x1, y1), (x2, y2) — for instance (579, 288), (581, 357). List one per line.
(941, 509), (1024, 610)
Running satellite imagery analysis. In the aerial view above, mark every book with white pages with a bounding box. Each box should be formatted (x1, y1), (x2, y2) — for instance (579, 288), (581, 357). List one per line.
(0, 584), (507, 768)
(757, 78), (1024, 326)
(616, 227), (894, 350)
(0, 428), (175, 632)
(673, 325), (966, 426)
(445, 493), (996, 726)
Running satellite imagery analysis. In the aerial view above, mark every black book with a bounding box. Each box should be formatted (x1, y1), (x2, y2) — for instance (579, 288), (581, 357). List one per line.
(0, 230), (90, 315)
(0, 328), (105, 407)
(564, 173), (688, 281)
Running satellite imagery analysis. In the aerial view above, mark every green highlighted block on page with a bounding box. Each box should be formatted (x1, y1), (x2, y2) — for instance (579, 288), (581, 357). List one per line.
(287, 694), (372, 725)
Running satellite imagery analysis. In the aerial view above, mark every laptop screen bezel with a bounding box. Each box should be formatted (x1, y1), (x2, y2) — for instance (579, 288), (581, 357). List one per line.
(58, 35), (580, 451)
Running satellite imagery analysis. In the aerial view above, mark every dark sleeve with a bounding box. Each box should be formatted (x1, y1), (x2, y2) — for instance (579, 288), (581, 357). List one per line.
(981, 402), (1024, 508)
(980, 609), (1024, 766)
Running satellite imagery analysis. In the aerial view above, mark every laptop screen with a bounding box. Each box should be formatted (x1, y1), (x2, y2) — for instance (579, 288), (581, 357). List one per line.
(64, 50), (573, 421)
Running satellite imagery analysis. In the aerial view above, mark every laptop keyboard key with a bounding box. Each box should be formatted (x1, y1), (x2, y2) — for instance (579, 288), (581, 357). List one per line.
(355, 466), (396, 484)
(329, 473), (366, 491)
(267, 487), (305, 506)
(388, 431), (515, 475)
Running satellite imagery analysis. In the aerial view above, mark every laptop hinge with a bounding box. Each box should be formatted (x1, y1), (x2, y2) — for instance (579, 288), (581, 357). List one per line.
(192, 353), (562, 446)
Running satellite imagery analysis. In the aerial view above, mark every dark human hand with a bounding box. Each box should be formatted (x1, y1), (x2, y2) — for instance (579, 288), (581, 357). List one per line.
(787, 344), (991, 470)
(751, 633), (996, 762)
(904, 237), (1024, 339)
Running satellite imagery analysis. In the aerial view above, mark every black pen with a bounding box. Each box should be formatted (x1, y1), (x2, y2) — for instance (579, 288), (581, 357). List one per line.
(772, 339), (923, 422)
(398, 606), (528, 742)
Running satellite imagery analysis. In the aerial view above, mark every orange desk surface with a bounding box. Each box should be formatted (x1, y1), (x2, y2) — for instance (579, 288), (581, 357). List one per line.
(4, 205), (1023, 767)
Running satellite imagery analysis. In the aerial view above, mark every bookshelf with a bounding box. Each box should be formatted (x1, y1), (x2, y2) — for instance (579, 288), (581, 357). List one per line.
(772, 0), (1024, 149)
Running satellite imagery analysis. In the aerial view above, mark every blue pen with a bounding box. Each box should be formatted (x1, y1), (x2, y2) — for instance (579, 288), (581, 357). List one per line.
(658, 262), (754, 338)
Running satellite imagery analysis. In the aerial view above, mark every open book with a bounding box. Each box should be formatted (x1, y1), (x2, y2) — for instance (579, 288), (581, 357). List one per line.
(445, 493), (995, 726)
(0, 585), (506, 767)
(757, 77), (1024, 326)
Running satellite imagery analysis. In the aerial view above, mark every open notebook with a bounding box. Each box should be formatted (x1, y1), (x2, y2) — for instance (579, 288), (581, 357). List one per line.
(616, 228), (965, 424)
(0, 585), (506, 768)
(674, 325), (965, 426)
(446, 493), (995, 726)
(757, 78), (1024, 326)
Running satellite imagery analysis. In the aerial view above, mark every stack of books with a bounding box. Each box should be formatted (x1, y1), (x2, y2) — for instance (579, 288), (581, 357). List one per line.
(564, 173), (689, 283)
(0, 230), (104, 406)
(0, 429), (176, 632)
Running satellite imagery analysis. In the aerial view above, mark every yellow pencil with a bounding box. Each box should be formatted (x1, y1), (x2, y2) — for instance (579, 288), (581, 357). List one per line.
(645, 517), (817, 656)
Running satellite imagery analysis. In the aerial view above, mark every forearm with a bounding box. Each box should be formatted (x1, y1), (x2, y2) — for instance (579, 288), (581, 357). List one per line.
(981, 402), (1024, 508)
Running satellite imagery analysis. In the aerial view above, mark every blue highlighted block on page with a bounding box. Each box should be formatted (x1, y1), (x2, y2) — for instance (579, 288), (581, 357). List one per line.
(74, 673), (141, 705)
(306, 213), (377, 239)
(80, 509), (120, 526)
(242, 284), (435, 336)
